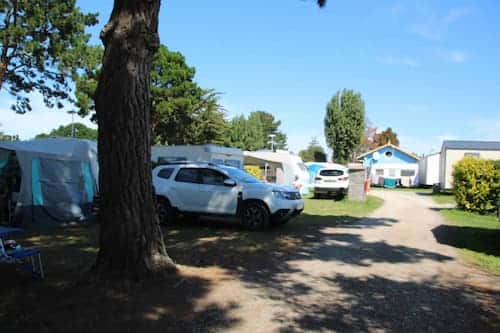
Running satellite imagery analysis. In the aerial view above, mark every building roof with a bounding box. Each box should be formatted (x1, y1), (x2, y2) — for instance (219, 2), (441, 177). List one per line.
(357, 143), (420, 161)
(442, 140), (500, 151)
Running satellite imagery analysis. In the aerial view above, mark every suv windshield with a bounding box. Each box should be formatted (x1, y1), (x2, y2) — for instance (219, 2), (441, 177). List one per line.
(219, 166), (261, 184)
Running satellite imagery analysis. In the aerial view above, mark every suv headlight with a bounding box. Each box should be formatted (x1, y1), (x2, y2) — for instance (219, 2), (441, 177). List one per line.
(273, 190), (301, 200)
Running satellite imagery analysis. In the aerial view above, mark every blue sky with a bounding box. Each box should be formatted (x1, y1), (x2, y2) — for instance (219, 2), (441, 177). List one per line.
(1, 0), (499, 155)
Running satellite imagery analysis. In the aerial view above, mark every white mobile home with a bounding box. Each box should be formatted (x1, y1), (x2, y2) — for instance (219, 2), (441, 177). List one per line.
(440, 140), (500, 189)
(151, 144), (244, 169)
(418, 152), (440, 186)
(357, 144), (420, 187)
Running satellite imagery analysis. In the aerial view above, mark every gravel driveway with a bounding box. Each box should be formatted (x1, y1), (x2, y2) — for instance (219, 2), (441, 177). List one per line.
(203, 189), (500, 332)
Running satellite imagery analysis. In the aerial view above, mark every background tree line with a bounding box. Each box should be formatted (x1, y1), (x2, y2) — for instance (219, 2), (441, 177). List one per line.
(30, 44), (287, 151)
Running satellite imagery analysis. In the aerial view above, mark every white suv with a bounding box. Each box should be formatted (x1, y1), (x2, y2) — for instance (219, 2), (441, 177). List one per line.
(312, 167), (349, 198)
(152, 162), (304, 229)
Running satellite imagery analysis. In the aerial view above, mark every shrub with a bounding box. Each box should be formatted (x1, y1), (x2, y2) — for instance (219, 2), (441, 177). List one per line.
(452, 157), (497, 213)
(491, 160), (500, 206)
(244, 165), (262, 179)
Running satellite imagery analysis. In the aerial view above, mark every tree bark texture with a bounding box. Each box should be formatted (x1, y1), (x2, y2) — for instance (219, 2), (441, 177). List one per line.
(93, 0), (175, 280)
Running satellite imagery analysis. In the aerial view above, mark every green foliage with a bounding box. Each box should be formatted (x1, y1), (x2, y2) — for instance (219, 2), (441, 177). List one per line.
(244, 165), (262, 179)
(35, 122), (97, 140)
(440, 209), (500, 274)
(299, 138), (327, 162)
(228, 111), (287, 151)
(74, 44), (229, 145)
(228, 115), (265, 151)
(452, 157), (497, 213)
(0, 0), (98, 113)
(324, 89), (366, 164)
(0, 123), (18, 141)
(248, 111), (287, 150)
(373, 127), (400, 147)
(73, 45), (102, 120)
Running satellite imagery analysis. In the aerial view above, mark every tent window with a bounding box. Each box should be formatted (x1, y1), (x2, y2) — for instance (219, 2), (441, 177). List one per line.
(81, 162), (95, 201)
(31, 159), (44, 205)
(39, 158), (85, 205)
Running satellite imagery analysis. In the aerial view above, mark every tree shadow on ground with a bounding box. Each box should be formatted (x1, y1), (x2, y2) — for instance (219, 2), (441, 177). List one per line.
(164, 213), (450, 270)
(432, 224), (500, 257)
(0, 225), (240, 332)
(3, 210), (497, 332)
(278, 274), (500, 333)
(161, 213), (500, 332)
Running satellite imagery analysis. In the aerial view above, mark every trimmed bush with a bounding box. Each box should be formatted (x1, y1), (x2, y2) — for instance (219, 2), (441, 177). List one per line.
(244, 165), (262, 179)
(452, 157), (497, 213)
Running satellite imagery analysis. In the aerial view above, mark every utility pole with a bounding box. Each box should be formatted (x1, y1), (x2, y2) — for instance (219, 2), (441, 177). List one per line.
(268, 134), (276, 152)
(67, 110), (77, 138)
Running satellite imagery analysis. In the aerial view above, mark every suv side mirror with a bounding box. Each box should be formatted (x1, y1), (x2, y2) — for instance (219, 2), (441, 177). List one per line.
(223, 179), (237, 187)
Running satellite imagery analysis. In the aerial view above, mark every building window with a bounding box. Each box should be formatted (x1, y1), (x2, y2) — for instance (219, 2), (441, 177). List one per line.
(375, 169), (384, 176)
(401, 169), (415, 177)
(464, 152), (480, 158)
(385, 151), (393, 158)
(388, 168), (397, 177)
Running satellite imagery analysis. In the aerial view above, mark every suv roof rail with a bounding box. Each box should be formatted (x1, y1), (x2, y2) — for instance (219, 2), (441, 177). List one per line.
(156, 160), (216, 167)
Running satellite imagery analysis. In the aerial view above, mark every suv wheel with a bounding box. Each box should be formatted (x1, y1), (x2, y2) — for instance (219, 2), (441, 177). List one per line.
(241, 201), (270, 230)
(156, 197), (175, 225)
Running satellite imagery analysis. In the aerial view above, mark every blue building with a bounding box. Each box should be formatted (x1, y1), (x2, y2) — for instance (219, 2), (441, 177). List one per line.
(357, 143), (421, 187)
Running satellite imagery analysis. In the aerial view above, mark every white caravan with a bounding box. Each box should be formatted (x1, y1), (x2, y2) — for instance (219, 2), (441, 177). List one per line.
(243, 150), (310, 194)
(151, 144), (244, 169)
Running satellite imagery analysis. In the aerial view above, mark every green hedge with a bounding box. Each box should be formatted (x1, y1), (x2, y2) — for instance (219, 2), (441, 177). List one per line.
(452, 157), (498, 213)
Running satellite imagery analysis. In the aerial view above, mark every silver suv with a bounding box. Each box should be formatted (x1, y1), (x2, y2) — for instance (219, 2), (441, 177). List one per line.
(152, 162), (304, 229)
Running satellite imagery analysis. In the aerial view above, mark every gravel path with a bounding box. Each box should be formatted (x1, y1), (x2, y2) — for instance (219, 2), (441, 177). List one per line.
(204, 189), (500, 332)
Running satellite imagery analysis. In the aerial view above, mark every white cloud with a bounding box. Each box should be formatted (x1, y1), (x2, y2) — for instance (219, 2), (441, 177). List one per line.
(409, 5), (473, 41)
(377, 55), (420, 68)
(399, 133), (458, 156)
(471, 117), (500, 141)
(438, 50), (468, 63)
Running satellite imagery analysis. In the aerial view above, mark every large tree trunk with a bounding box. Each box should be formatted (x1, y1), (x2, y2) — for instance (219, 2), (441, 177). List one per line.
(93, 0), (175, 280)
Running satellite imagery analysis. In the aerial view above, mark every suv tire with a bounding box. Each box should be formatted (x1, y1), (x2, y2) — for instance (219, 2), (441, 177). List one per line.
(156, 197), (176, 225)
(241, 201), (270, 230)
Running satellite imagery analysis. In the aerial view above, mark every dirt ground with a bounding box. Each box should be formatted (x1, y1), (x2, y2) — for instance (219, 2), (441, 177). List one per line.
(171, 189), (500, 332)
(2, 190), (500, 332)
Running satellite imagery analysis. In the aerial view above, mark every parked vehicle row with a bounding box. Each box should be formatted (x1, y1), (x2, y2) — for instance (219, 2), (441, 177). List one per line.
(153, 162), (304, 229)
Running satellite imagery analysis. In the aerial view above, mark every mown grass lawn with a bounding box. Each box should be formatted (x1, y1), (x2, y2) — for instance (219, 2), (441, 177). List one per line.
(303, 195), (384, 218)
(432, 192), (456, 205)
(0, 195), (384, 331)
(439, 209), (500, 275)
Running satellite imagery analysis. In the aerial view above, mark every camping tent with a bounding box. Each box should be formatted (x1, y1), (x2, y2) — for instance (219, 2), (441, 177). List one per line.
(0, 138), (98, 226)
